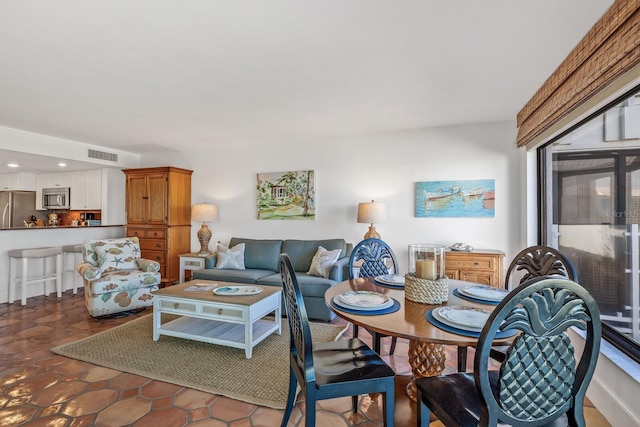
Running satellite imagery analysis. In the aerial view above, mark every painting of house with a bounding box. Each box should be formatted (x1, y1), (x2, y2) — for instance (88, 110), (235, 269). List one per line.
(257, 170), (315, 220)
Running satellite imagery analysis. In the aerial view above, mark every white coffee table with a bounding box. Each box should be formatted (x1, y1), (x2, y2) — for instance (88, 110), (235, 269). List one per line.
(151, 280), (281, 358)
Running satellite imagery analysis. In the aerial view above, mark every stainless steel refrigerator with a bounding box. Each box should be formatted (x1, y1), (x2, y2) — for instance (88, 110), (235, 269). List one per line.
(0, 191), (39, 228)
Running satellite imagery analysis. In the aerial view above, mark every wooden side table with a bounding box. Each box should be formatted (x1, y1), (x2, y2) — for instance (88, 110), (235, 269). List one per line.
(178, 253), (208, 283)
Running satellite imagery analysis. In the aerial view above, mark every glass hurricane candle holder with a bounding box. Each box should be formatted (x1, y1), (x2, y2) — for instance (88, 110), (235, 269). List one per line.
(408, 244), (445, 280)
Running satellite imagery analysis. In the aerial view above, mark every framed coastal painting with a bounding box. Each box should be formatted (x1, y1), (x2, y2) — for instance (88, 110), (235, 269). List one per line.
(256, 170), (316, 220)
(415, 179), (495, 218)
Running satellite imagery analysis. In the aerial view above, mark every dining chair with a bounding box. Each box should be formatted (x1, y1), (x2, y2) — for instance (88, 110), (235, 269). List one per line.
(278, 253), (396, 427)
(505, 244), (577, 288)
(348, 238), (399, 355)
(416, 276), (601, 427)
(486, 244), (579, 364)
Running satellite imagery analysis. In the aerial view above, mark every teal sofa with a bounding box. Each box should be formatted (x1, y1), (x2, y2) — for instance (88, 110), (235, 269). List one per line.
(192, 237), (352, 321)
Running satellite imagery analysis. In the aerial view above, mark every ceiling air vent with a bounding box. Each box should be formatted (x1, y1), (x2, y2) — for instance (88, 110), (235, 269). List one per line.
(88, 149), (118, 162)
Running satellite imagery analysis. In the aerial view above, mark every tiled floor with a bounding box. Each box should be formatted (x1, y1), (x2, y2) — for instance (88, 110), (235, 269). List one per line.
(0, 290), (611, 426)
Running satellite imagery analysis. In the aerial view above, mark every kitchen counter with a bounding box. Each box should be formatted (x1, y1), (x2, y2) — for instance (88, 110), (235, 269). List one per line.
(0, 225), (124, 231)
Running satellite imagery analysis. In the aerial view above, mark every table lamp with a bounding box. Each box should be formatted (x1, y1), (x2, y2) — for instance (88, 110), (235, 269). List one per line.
(191, 203), (219, 255)
(357, 200), (388, 239)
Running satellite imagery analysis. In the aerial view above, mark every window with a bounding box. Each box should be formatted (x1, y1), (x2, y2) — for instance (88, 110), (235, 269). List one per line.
(539, 86), (640, 363)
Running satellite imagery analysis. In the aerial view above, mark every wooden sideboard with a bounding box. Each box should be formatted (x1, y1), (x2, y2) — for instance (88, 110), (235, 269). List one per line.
(123, 166), (192, 286)
(445, 249), (505, 288)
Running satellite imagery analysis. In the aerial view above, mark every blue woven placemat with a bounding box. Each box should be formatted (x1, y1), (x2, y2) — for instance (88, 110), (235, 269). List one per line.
(330, 297), (400, 315)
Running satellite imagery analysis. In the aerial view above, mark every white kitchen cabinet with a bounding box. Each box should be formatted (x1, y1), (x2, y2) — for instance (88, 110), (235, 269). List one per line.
(0, 173), (36, 191)
(70, 170), (102, 210)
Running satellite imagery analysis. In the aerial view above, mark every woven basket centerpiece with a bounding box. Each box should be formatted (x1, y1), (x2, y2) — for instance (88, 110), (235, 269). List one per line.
(406, 244), (448, 304)
(404, 273), (449, 304)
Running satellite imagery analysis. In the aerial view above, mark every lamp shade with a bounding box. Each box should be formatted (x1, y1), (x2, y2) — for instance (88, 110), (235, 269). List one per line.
(357, 200), (388, 224)
(191, 203), (219, 222)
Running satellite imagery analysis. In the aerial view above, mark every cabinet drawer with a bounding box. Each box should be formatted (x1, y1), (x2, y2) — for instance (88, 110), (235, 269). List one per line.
(127, 228), (146, 238)
(127, 228), (167, 239)
(140, 239), (166, 251)
(145, 229), (166, 239)
(143, 250), (166, 265)
(201, 305), (244, 319)
(446, 258), (494, 270)
(159, 299), (197, 314)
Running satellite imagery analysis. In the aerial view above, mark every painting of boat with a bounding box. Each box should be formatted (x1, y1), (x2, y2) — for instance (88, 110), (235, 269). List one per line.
(461, 187), (484, 200)
(425, 185), (461, 201)
(415, 179), (495, 218)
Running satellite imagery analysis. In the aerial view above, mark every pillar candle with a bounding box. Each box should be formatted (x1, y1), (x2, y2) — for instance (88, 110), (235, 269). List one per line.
(415, 259), (436, 280)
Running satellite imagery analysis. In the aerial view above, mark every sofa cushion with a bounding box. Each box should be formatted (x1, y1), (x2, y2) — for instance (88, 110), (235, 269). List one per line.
(307, 246), (342, 278)
(282, 239), (347, 272)
(229, 238), (282, 271)
(215, 243), (245, 270)
(257, 272), (336, 298)
(192, 268), (274, 284)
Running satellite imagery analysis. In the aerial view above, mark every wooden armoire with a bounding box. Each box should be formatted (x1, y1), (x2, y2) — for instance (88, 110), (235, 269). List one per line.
(123, 166), (192, 286)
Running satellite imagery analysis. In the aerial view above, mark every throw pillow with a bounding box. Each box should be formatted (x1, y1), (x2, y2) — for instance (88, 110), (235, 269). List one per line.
(216, 243), (246, 270)
(93, 237), (140, 273)
(307, 246), (342, 278)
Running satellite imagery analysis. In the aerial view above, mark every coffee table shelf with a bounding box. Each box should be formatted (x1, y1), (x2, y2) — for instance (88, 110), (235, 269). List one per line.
(158, 316), (278, 350)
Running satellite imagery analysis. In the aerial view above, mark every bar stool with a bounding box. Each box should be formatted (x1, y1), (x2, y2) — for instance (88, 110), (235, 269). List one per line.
(8, 247), (63, 306)
(62, 244), (83, 294)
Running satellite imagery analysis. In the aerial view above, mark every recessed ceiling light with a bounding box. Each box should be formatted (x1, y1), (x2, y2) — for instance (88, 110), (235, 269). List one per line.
(7, 163), (19, 168)
(58, 162), (67, 167)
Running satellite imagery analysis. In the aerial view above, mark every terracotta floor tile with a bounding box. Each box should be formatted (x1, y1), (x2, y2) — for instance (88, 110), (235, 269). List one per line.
(133, 406), (188, 427)
(62, 389), (118, 416)
(139, 380), (183, 398)
(175, 389), (216, 409)
(109, 373), (149, 390)
(31, 380), (88, 405)
(94, 396), (152, 426)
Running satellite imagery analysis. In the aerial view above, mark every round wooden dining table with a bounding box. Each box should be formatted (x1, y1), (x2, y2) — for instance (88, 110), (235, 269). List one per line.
(324, 277), (513, 399)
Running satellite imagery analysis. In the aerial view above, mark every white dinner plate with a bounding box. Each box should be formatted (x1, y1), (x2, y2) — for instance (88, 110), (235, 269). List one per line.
(460, 285), (509, 302)
(338, 290), (389, 308)
(213, 286), (263, 296)
(333, 295), (394, 311)
(432, 306), (490, 331)
(375, 274), (405, 285)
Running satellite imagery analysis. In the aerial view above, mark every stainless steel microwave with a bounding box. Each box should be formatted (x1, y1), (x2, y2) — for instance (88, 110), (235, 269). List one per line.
(42, 187), (70, 209)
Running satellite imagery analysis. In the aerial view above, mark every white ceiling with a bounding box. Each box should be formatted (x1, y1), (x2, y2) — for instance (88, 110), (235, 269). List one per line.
(0, 0), (613, 174)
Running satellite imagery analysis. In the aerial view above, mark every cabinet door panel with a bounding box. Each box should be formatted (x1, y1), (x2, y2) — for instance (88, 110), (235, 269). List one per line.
(126, 175), (148, 223)
(459, 271), (494, 287)
(445, 269), (460, 280)
(147, 174), (168, 224)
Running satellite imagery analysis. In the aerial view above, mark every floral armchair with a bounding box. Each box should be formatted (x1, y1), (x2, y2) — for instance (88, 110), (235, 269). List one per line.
(78, 237), (161, 317)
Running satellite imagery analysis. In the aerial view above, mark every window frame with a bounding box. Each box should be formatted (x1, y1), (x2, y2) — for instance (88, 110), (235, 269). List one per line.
(537, 84), (640, 364)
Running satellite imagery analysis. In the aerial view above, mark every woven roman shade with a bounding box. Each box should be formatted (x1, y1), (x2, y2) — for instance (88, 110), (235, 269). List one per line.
(516, 0), (640, 148)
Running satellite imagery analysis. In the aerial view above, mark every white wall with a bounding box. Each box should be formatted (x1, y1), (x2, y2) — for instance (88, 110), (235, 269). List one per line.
(143, 121), (522, 270)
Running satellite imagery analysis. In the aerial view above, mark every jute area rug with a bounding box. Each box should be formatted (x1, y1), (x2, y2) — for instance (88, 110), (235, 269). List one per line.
(52, 314), (347, 409)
